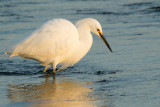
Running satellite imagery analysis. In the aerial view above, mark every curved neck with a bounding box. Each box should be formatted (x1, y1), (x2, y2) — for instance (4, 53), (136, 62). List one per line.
(74, 25), (93, 62)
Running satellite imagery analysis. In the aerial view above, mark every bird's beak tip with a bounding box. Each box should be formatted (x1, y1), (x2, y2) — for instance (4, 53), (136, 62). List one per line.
(99, 33), (113, 53)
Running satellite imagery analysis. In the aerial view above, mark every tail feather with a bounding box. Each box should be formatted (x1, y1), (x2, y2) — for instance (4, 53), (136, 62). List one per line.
(5, 51), (16, 57)
(5, 52), (9, 54)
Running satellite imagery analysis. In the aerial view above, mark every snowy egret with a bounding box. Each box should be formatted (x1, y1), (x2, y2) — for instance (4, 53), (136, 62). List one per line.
(7, 18), (112, 73)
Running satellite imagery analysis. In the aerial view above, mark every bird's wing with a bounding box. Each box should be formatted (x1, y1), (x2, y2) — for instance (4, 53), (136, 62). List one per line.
(10, 19), (79, 61)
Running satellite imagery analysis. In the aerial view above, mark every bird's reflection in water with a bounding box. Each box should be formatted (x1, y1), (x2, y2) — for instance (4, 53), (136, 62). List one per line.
(8, 74), (96, 107)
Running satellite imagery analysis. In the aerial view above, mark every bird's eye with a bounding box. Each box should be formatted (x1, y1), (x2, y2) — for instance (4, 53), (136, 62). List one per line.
(97, 29), (101, 33)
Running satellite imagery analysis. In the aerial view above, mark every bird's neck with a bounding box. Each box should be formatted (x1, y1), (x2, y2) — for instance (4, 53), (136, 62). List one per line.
(77, 25), (92, 42)
(79, 31), (93, 51)
(74, 26), (93, 62)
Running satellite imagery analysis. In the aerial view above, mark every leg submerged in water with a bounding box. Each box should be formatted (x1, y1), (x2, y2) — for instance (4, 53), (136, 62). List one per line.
(53, 64), (57, 74)
(53, 66), (56, 81)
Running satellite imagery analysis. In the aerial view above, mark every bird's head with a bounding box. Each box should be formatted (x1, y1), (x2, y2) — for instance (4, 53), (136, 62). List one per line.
(76, 18), (112, 53)
(89, 18), (113, 53)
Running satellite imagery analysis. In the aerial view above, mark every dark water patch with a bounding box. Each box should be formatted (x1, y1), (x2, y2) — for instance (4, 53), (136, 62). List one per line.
(149, 6), (160, 10)
(69, 63), (123, 77)
(128, 24), (159, 29)
(32, 70), (44, 75)
(95, 71), (105, 75)
(0, 0), (10, 2)
(15, 1), (48, 5)
(133, 33), (143, 35)
(0, 60), (13, 64)
(139, 6), (160, 15)
(0, 10), (20, 17)
(95, 79), (111, 84)
(123, 2), (153, 7)
(127, 33), (144, 40)
(146, 6), (160, 13)
(0, 9), (33, 22)
(14, 15), (34, 20)
(0, 66), (6, 70)
(0, 59), (44, 75)
(123, 2), (157, 15)
(76, 9), (131, 16)
(0, 13), (18, 17)
(153, 74), (160, 81)
(4, 4), (14, 8)
(95, 70), (116, 75)
(0, 4), (16, 8)
(0, 71), (29, 76)
(70, 71), (84, 74)
(0, 70), (42, 76)
(0, 38), (6, 41)
(95, 70), (121, 75)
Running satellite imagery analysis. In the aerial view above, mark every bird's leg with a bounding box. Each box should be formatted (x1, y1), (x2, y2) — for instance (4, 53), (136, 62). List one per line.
(53, 67), (56, 74)
(53, 73), (56, 81)
(43, 66), (48, 72)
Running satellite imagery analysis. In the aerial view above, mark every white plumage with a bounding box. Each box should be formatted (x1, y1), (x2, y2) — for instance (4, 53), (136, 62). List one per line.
(8, 18), (112, 73)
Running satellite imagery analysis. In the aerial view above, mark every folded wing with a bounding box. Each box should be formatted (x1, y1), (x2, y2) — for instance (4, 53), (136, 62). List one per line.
(10, 19), (79, 63)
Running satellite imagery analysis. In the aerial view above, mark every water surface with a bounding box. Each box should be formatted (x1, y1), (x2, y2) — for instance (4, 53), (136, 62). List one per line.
(0, 0), (160, 107)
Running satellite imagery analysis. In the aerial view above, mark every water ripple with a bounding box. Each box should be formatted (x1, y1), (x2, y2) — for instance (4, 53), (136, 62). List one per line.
(123, 2), (153, 7)
(0, 71), (42, 76)
(76, 9), (131, 15)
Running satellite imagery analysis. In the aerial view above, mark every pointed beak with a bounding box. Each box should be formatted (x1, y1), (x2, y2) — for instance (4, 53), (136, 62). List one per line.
(98, 31), (113, 53)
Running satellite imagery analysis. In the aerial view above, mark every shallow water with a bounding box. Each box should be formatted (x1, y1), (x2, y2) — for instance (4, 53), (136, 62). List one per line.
(0, 0), (160, 107)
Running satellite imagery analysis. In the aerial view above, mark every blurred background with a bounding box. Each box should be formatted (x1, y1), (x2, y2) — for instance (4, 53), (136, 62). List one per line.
(0, 0), (160, 107)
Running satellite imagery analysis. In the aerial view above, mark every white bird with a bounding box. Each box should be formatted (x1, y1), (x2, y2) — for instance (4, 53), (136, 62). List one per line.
(7, 18), (112, 73)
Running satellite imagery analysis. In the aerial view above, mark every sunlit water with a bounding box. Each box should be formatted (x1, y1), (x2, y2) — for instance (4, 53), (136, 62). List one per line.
(0, 0), (160, 107)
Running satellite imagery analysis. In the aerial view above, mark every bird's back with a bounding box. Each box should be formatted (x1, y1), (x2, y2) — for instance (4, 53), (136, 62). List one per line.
(10, 18), (79, 66)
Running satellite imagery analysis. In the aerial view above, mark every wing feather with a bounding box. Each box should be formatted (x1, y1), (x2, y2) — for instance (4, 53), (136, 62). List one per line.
(10, 19), (79, 62)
